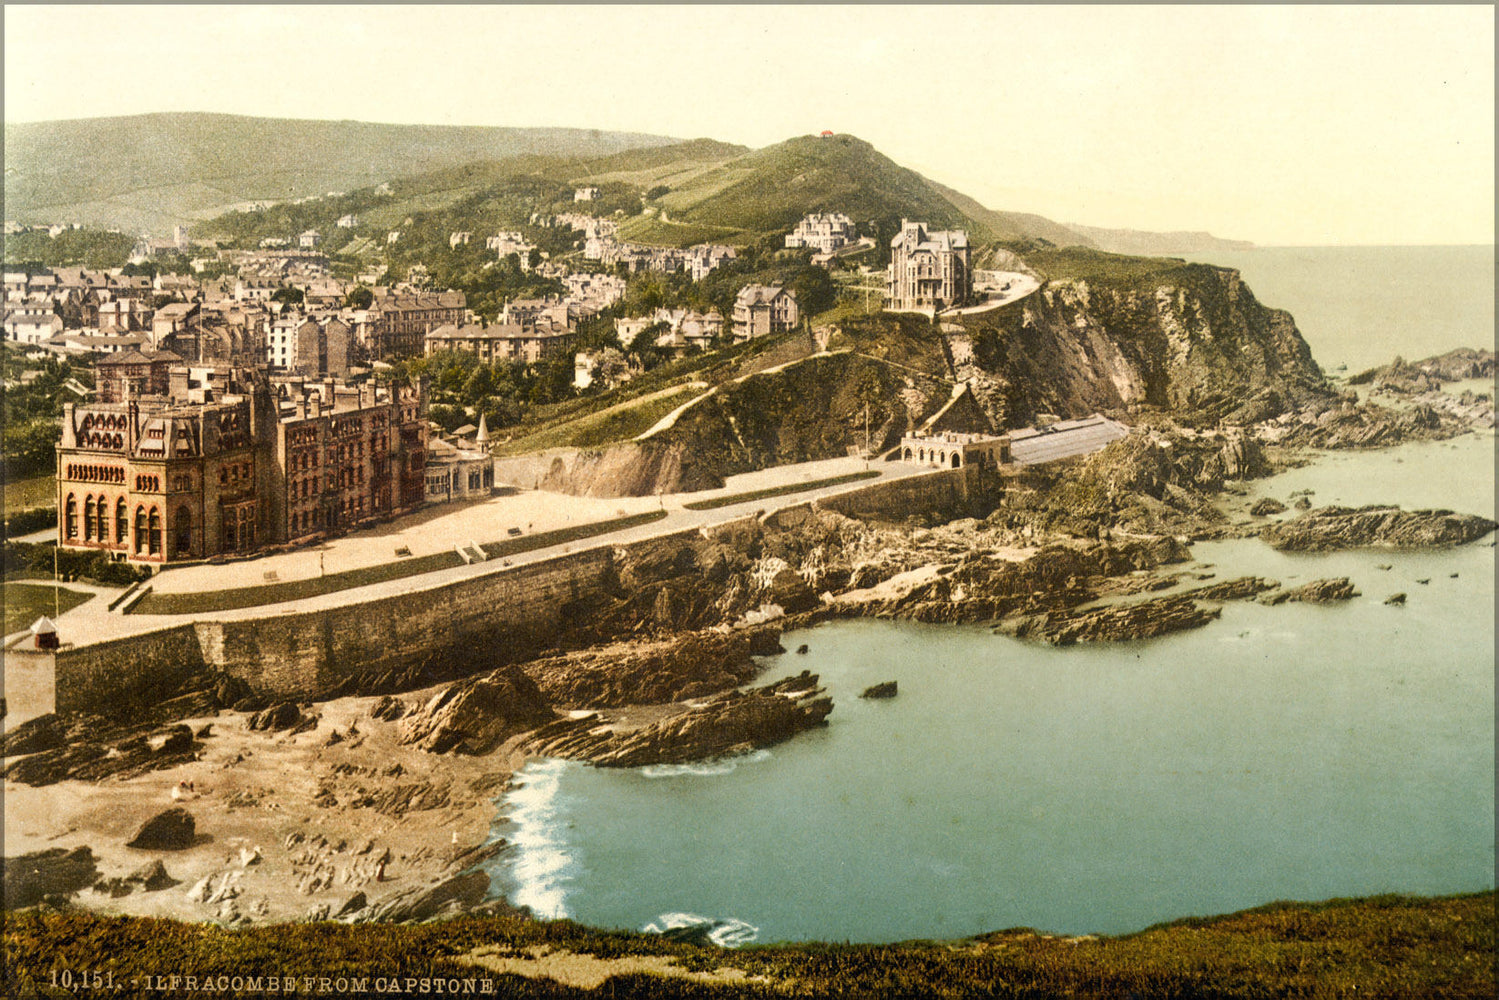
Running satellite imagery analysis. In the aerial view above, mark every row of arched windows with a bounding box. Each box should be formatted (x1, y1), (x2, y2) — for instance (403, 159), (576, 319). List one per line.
(64, 494), (190, 556)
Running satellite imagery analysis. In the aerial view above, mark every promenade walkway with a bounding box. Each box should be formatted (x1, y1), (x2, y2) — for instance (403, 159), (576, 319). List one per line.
(7, 456), (934, 652)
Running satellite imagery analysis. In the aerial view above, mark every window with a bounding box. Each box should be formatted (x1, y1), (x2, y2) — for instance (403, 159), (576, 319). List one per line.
(84, 497), (96, 541)
(115, 498), (128, 543)
(147, 508), (161, 555)
(66, 495), (79, 539)
(134, 506), (147, 553)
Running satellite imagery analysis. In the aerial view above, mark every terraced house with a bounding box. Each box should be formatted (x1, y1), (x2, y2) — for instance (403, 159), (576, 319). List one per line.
(56, 365), (428, 564)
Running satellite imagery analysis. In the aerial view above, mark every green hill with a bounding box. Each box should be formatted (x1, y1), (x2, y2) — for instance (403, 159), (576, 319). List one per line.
(2, 113), (681, 234)
(659, 134), (985, 237)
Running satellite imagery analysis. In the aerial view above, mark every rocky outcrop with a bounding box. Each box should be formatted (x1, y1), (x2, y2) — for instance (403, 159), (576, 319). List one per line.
(999, 595), (1220, 644)
(956, 262), (1330, 429)
(4, 847), (99, 909)
(398, 666), (555, 755)
(1261, 578), (1360, 604)
(1262, 506), (1496, 551)
(127, 807), (196, 851)
(519, 629), (771, 709)
(1349, 348), (1495, 389)
(521, 672), (833, 767)
(4, 721), (202, 787)
(248, 702), (311, 732)
(1182, 576), (1280, 602)
(1250, 498), (1286, 516)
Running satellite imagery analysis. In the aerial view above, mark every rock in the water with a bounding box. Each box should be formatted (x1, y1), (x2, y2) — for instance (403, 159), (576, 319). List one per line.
(522, 674), (834, 768)
(3, 847), (99, 908)
(1384, 593), (1407, 606)
(1249, 498), (1287, 516)
(1001, 595), (1220, 644)
(127, 807), (196, 851)
(1261, 578), (1361, 605)
(1262, 506), (1496, 551)
(795, 644), (809, 655)
(1184, 576), (1280, 602)
(125, 858), (176, 891)
(399, 666), (555, 755)
(746, 628), (786, 657)
(248, 702), (304, 732)
(860, 681), (898, 699)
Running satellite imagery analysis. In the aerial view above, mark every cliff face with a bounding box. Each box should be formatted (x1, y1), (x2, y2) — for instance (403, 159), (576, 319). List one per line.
(955, 265), (1329, 428)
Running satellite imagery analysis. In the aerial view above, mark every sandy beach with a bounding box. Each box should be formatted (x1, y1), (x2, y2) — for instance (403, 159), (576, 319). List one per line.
(3, 688), (523, 925)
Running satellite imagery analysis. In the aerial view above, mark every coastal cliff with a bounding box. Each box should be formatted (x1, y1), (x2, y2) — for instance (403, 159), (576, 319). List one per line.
(511, 260), (1335, 498)
(953, 260), (1330, 429)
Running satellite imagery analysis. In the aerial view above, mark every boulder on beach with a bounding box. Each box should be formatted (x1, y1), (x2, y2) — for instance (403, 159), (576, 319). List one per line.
(248, 702), (305, 732)
(127, 807), (196, 851)
(125, 858), (177, 891)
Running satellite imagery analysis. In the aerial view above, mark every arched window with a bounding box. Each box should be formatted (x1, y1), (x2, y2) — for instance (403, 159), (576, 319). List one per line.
(134, 506), (147, 553)
(114, 498), (127, 543)
(175, 506), (192, 554)
(147, 508), (161, 555)
(952, 453), (962, 469)
(65, 495), (78, 539)
(83, 497), (96, 541)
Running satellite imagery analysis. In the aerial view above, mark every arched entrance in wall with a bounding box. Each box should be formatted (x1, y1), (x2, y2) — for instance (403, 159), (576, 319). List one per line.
(952, 453), (962, 468)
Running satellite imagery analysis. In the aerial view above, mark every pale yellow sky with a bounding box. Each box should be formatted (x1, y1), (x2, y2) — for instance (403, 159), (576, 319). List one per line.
(4, 4), (1493, 246)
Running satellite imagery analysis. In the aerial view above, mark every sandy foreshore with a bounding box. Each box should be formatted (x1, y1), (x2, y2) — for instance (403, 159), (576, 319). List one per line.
(3, 688), (525, 925)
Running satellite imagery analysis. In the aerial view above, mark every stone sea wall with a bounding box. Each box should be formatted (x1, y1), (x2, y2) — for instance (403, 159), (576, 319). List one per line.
(38, 471), (970, 714)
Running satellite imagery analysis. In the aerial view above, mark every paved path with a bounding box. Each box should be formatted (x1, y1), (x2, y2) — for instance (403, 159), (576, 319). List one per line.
(17, 456), (937, 649)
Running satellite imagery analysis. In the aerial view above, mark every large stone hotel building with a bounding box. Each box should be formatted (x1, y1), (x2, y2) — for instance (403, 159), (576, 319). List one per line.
(57, 351), (429, 565)
(886, 219), (971, 313)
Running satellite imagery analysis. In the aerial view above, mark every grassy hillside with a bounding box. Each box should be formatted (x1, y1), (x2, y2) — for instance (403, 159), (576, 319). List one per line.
(660, 134), (979, 237)
(2, 113), (680, 234)
(4, 892), (1491, 998)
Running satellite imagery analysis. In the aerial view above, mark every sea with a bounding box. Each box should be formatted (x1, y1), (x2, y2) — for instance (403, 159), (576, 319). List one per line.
(485, 245), (1496, 945)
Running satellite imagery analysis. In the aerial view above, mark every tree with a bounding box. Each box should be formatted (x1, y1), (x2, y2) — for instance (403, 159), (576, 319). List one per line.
(343, 285), (374, 310)
(792, 265), (837, 317)
(272, 287), (304, 306)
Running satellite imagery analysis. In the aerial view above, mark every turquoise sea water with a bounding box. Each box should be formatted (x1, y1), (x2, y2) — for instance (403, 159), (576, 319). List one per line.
(487, 247), (1496, 944)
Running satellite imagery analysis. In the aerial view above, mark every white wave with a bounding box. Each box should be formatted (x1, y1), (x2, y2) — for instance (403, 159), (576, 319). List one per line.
(498, 759), (576, 919)
(639, 749), (771, 779)
(643, 911), (760, 948)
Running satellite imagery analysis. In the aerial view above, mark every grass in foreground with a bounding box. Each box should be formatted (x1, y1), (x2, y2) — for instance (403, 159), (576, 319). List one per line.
(130, 510), (668, 616)
(2, 891), (1491, 998)
(683, 471), (881, 511)
(2, 581), (92, 634)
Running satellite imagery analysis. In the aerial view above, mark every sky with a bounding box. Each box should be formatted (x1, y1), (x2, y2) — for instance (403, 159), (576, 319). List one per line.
(3, 4), (1493, 246)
